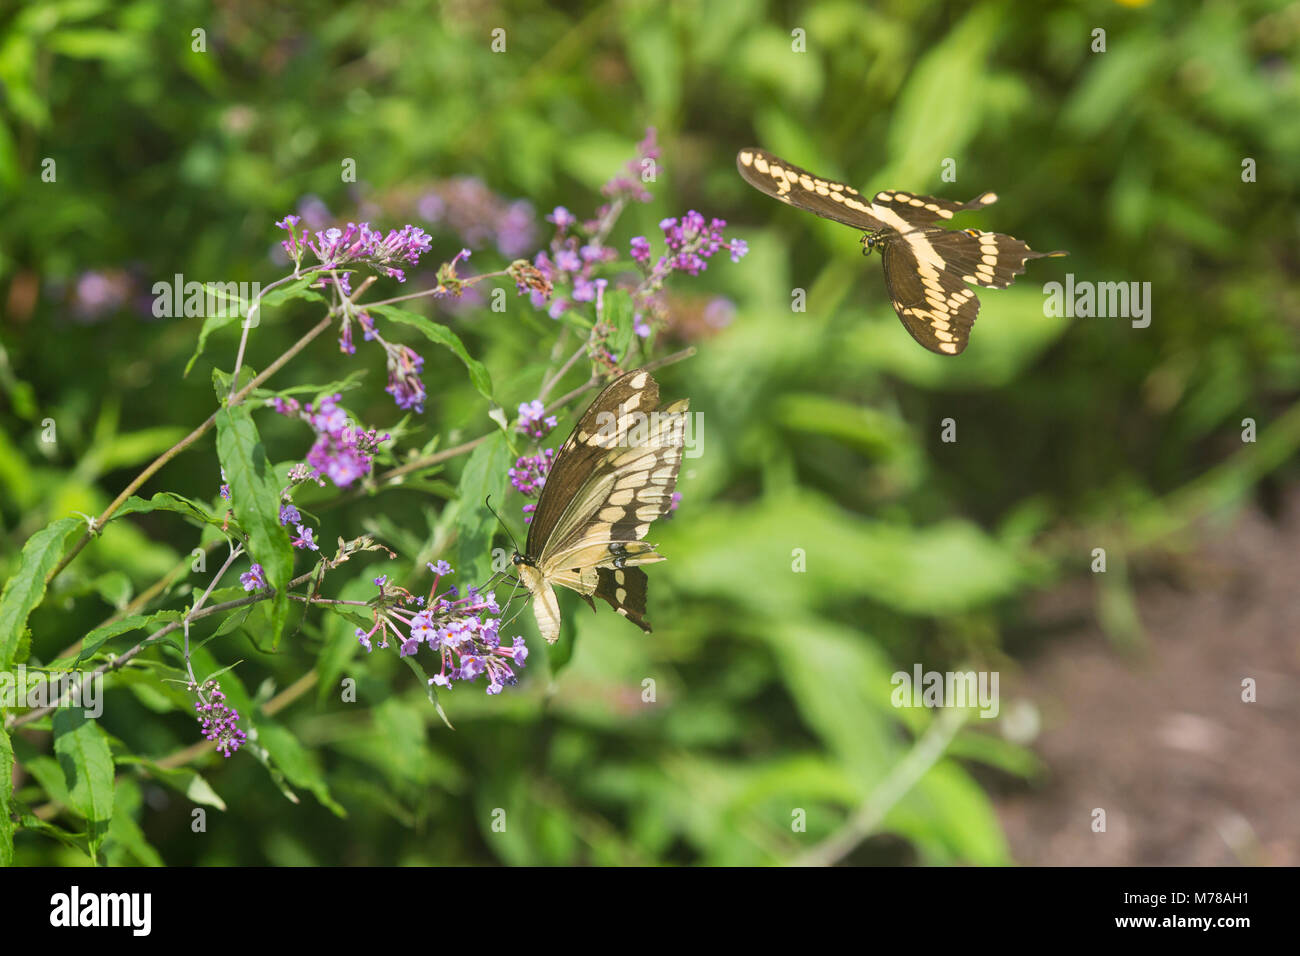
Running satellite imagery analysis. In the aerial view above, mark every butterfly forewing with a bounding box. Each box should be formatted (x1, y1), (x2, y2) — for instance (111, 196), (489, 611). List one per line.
(736, 148), (885, 232)
(867, 188), (999, 227)
(524, 369), (661, 556)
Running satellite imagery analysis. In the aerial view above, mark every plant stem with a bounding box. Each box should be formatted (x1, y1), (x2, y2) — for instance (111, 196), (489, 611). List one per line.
(792, 706), (968, 867)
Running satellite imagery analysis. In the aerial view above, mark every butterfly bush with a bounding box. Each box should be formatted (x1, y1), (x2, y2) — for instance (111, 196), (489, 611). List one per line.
(356, 563), (528, 695)
(30, 125), (746, 773)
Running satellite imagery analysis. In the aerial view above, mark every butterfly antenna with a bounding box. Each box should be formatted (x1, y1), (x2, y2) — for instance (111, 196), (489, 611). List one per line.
(485, 495), (521, 555)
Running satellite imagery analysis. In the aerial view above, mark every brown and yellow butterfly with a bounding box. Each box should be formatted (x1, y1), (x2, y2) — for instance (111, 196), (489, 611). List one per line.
(737, 147), (1066, 355)
(512, 368), (688, 643)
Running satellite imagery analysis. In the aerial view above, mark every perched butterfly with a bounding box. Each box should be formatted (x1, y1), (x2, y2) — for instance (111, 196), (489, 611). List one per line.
(736, 147), (1067, 355)
(512, 368), (688, 644)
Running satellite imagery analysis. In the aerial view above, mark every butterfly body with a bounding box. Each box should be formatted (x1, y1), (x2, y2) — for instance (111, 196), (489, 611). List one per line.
(736, 147), (1066, 355)
(513, 368), (688, 643)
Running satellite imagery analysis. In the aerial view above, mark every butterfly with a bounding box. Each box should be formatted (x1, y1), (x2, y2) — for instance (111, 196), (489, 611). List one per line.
(512, 367), (689, 644)
(736, 147), (1067, 355)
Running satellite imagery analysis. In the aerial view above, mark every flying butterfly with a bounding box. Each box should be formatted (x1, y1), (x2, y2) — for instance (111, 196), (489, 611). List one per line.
(511, 367), (688, 644)
(736, 147), (1067, 355)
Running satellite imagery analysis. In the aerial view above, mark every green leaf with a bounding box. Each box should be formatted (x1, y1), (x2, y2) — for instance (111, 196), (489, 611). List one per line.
(105, 778), (164, 866)
(455, 432), (509, 586)
(256, 720), (346, 816)
(0, 516), (81, 670)
(114, 491), (223, 529)
(52, 709), (115, 861)
(72, 610), (184, 666)
(368, 304), (493, 399)
(605, 288), (636, 362)
(0, 725), (13, 866)
(880, 3), (1001, 187)
(135, 759), (227, 811)
(215, 405), (294, 648)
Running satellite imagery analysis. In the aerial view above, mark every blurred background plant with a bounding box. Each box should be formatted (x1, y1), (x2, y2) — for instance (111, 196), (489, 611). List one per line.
(1, 0), (1297, 866)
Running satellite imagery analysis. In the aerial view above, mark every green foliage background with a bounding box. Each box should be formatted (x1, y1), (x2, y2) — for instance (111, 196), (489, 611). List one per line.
(1, 0), (1297, 865)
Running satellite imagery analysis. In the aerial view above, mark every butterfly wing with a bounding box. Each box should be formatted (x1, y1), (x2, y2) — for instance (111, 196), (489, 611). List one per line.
(737, 148), (886, 232)
(881, 237), (982, 356)
(521, 369), (687, 642)
(525, 369), (659, 557)
(920, 227), (1068, 289)
(540, 397), (687, 572)
(867, 189), (999, 228)
(584, 567), (651, 632)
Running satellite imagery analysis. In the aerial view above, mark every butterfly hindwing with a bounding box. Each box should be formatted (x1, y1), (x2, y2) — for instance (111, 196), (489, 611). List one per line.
(920, 227), (1067, 290)
(581, 566), (651, 633)
(882, 238), (981, 356)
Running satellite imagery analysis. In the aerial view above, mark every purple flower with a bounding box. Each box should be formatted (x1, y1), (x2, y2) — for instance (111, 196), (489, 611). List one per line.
(292, 524), (319, 551)
(385, 345), (427, 413)
(275, 216), (432, 282)
(353, 566), (529, 695)
(547, 207), (576, 229)
(704, 296), (737, 329)
(240, 563), (267, 592)
(516, 399), (558, 439)
(601, 127), (658, 204)
(417, 177), (538, 257)
(630, 236), (652, 266)
(279, 503), (301, 526)
(496, 200), (537, 258)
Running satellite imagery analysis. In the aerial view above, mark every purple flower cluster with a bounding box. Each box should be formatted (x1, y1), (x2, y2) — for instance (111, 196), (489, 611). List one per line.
(69, 269), (133, 323)
(521, 129), (664, 322)
(270, 393), (390, 488)
(639, 211), (748, 277)
(620, 213), (748, 339)
(384, 344), (427, 412)
(356, 563), (529, 695)
(516, 399), (558, 440)
(529, 223), (618, 320)
(520, 129), (748, 349)
(601, 127), (659, 204)
(190, 679), (248, 758)
(276, 216), (433, 284)
(509, 448), (553, 512)
(417, 176), (537, 258)
(336, 309), (429, 413)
